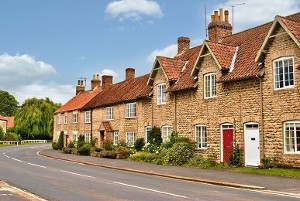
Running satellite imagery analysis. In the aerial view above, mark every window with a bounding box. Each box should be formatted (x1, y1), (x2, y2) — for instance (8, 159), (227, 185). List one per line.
(195, 125), (207, 149)
(73, 133), (78, 141)
(284, 121), (300, 153)
(85, 111), (91, 123)
(113, 131), (119, 145)
(64, 114), (68, 124)
(274, 57), (294, 89)
(162, 126), (172, 142)
(73, 113), (78, 123)
(145, 126), (151, 143)
(57, 115), (61, 124)
(204, 73), (216, 98)
(126, 103), (136, 118)
(106, 107), (113, 120)
(157, 83), (166, 104)
(85, 132), (91, 143)
(126, 132), (136, 147)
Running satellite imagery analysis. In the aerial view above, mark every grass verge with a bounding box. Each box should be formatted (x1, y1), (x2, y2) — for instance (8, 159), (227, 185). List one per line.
(232, 167), (300, 179)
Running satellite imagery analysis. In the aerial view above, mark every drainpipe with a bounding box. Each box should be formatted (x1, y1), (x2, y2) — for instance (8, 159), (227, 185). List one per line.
(256, 74), (264, 158)
(174, 93), (177, 131)
(91, 109), (93, 140)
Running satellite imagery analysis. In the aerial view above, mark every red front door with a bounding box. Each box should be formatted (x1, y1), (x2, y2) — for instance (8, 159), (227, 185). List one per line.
(223, 129), (233, 163)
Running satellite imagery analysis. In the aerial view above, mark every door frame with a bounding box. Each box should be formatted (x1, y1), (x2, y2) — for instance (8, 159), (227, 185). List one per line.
(220, 123), (234, 162)
(244, 122), (260, 166)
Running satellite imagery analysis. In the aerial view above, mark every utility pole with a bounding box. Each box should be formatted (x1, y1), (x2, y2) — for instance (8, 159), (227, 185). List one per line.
(230, 3), (245, 33)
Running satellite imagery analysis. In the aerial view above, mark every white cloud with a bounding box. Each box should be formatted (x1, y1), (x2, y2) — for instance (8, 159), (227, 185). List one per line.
(0, 53), (73, 104)
(147, 44), (177, 63)
(100, 68), (119, 78)
(105, 0), (164, 21)
(216, 0), (300, 32)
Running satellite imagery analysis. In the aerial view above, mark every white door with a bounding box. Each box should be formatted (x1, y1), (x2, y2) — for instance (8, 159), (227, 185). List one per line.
(244, 123), (260, 166)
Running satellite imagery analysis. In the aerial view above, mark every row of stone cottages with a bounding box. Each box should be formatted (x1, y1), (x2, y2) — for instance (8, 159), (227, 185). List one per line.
(54, 9), (300, 167)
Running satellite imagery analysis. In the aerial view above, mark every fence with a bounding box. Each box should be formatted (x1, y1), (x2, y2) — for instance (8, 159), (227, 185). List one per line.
(0, 140), (48, 146)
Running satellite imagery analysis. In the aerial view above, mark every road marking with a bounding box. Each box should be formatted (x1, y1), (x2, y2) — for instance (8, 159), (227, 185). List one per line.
(60, 170), (96, 179)
(11, 158), (22, 162)
(114, 181), (188, 198)
(259, 190), (300, 199)
(0, 187), (10, 191)
(27, 163), (46, 169)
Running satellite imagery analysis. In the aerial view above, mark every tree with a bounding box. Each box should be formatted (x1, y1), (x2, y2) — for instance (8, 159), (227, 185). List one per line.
(14, 97), (60, 140)
(57, 131), (64, 150)
(0, 90), (19, 116)
(149, 126), (162, 146)
(0, 126), (4, 140)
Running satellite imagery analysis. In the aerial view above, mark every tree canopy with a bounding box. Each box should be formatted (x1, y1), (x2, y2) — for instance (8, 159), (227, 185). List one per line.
(0, 90), (19, 116)
(14, 97), (61, 140)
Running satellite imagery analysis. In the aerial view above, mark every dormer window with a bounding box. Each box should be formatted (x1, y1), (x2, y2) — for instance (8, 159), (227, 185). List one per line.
(274, 57), (294, 89)
(204, 73), (216, 99)
(157, 83), (166, 105)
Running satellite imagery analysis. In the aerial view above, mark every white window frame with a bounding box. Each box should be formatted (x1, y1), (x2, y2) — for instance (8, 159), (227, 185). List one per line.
(145, 126), (151, 143)
(106, 107), (113, 120)
(85, 111), (91, 123)
(125, 103), (136, 118)
(204, 73), (217, 99)
(274, 57), (294, 90)
(113, 131), (119, 145)
(126, 132), (136, 147)
(64, 113), (68, 124)
(73, 133), (78, 142)
(195, 125), (207, 149)
(57, 115), (61, 124)
(85, 132), (91, 143)
(162, 125), (172, 142)
(73, 113), (78, 123)
(157, 83), (166, 105)
(284, 121), (300, 154)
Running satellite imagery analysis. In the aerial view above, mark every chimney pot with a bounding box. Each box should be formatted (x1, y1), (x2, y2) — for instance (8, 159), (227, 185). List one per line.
(76, 79), (85, 95)
(177, 37), (190, 54)
(225, 10), (229, 23)
(91, 74), (101, 90)
(219, 8), (224, 21)
(211, 15), (215, 22)
(102, 75), (113, 90)
(208, 9), (232, 42)
(125, 68), (135, 81)
(214, 10), (219, 22)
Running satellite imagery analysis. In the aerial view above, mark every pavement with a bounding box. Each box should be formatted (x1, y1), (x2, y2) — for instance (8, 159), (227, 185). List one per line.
(39, 149), (300, 197)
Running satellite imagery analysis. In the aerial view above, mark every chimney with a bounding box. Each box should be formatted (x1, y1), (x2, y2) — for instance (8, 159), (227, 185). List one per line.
(125, 68), (135, 81)
(91, 74), (101, 90)
(177, 37), (190, 54)
(208, 8), (232, 43)
(76, 79), (85, 95)
(102, 75), (113, 90)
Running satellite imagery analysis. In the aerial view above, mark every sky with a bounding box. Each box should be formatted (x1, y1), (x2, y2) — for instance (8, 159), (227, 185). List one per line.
(0, 0), (299, 105)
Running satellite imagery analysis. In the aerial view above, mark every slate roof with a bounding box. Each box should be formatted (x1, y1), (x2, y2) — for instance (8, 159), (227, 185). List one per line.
(54, 87), (101, 114)
(83, 74), (152, 110)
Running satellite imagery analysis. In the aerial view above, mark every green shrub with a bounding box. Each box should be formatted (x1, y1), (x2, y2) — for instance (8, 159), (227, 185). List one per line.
(129, 152), (160, 163)
(68, 141), (75, 148)
(90, 138), (98, 147)
(103, 139), (114, 151)
(57, 131), (64, 150)
(77, 135), (85, 149)
(161, 132), (191, 149)
(0, 127), (4, 140)
(163, 142), (195, 166)
(229, 144), (244, 167)
(148, 126), (162, 146)
(118, 141), (127, 147)
(95, 147), (102, 152)
(260, 157), (276, 169)
(52, 142), (59, 150)
(117, 148), (130, 159)
(1, 133), (19, 141)
(134, 138), (145, 152)
(144, 143), (162, 153)
(78, 143), (91, 155)
(100, 150), (117, 159)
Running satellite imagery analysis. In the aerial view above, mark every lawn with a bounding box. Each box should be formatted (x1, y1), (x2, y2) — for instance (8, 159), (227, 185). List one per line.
(232, 167), (300, 179)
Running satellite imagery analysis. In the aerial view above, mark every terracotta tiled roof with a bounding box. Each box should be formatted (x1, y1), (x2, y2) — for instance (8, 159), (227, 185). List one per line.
(157, 56), (187, 81)
(54, 87), (101, 114)
(100, 121), (113, 132)
(281, 17), (300, 43)
(83, 74), (152, 109)
(0, 115), (14, 128)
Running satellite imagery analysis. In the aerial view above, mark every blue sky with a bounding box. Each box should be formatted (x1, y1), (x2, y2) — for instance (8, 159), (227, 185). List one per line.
(0, 0), (299, 104)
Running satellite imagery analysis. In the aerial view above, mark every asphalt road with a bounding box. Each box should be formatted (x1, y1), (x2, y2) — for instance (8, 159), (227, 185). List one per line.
(0, 144), (299, 201)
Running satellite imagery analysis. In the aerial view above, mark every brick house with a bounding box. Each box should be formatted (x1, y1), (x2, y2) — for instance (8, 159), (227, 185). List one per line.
(0, 115), (7, 134)
(53, 9), (300, 167)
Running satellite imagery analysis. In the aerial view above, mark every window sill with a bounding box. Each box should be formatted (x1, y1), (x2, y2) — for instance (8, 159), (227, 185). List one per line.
(157, 102), (166, 105)
(125, 117), (136, 119)
(284, 152), (300, 154)
(85, 122), (91, 124)
(73, 122), (78, 124)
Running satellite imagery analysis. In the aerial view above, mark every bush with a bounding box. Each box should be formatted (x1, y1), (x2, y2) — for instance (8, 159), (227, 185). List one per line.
(117, 147), (130, 159)
(68, 141), (75, 148)
(57, 131), (64, 150)
(90, 138), (98, 147)
(52, 142), (59, 150)
(229, 144), (244, 167)
(129, 152), (161, 163)
(62, 147), (72, 154)
(260, 157), (276, 169)
(134, 138), (145, 152)
(100, 150), (117, 159)
(161, 132), (191, 149)
(0, 127), (4, 140)
(103, 139), (114, 151)
(143, 143), (161, 153)
(77, 135), (85, 149)
(148, 126), (162, 146)
(163, 142), (195, 166)
(1, 132), (19, 141)
(95, 147), (102, 152)
(78, 143), (91, 155)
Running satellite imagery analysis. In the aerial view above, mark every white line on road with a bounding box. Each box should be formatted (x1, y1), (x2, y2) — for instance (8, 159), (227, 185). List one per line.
(11, 158), (22, 162)
(114, 181), (188, 199)
(27, 163), (46, 169)
(60, 170), (96, 179)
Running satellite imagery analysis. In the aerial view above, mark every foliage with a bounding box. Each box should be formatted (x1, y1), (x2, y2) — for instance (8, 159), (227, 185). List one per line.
(148, 126), (162, 146)
(118, 141), (127, 147)
(163, 142), (195, 166)
(233, 167), (300, 179)
(161, 132), (191, 149)
(129, 152), (160, 163)
(260, 157), (277, 169)
(143, 143), (162, 153)
(0, 90), (19, 116)
(117, 148), (130, 159)
(0, 127), (4, 140)
(14, 97), (60, 140)
(90, 138), (98, 147)
(134, 138), (145, 152)
(68, 141), (75, 148)
(78, 143), (91, 155)
(229, 144), (244, 167)
(99, 150), (117, 159)
(95, 147), (102, 152)
(57, 131), (64, 150)
(62, 147), (72, 154)
(52, 142), (59, 150)
(77, 135), (85, 149)
(103, 139), (114, 151)
(1, 132), (19, 141)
